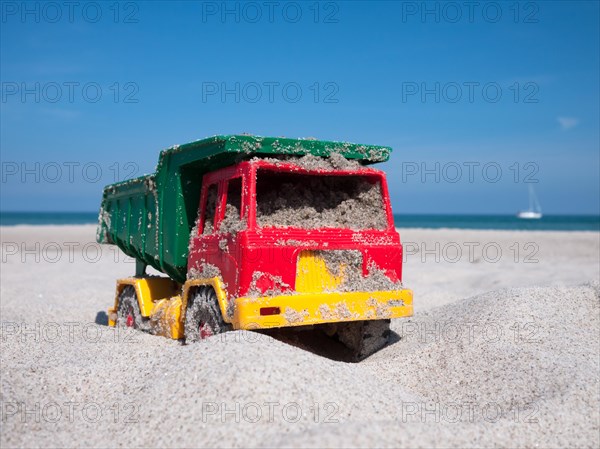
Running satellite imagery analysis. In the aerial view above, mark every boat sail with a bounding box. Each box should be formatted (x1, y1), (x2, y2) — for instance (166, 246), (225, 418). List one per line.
(517, 184), (542, 219)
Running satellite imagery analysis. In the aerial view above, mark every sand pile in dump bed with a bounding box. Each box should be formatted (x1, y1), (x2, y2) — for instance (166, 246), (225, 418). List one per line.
(252, 153), (363, 171)
(2, 282), (598, 448)
(253, 153), (387, 231)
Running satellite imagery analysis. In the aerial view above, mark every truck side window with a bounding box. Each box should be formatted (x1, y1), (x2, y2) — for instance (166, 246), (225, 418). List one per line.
(220, 177), (244, 233)
(202, 184), (218, 235)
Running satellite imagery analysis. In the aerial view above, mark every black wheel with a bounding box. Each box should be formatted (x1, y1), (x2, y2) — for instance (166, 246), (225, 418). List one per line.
(184, 287), (231, 342)
(336, 319), (391, 361)
(117, 285), (149, 331)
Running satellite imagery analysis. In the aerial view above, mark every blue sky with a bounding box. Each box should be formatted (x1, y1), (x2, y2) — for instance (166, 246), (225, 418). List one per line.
(1, 0), (598, 214)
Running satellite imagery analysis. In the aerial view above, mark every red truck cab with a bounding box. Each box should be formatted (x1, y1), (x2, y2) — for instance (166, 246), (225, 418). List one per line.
(187, 158), (411, 333)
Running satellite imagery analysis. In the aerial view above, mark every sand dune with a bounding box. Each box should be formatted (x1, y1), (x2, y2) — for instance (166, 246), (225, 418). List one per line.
(1, 225), (598, 447)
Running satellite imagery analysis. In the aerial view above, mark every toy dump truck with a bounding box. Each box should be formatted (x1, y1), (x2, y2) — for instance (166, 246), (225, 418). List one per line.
(97, 135), (412, 360)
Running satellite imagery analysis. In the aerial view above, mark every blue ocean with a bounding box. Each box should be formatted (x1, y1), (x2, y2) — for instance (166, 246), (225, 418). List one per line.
(1, 212), (598, 231)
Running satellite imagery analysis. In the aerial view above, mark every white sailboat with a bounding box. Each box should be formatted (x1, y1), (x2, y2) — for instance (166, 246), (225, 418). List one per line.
(517, 184), (542, 219)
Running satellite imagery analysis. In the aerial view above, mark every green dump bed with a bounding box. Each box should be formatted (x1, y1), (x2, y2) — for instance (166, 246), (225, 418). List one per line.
(96, 135), (391, 283)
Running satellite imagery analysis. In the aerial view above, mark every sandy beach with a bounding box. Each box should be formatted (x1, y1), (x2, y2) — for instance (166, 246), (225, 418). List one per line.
(1, 224), (598, 448)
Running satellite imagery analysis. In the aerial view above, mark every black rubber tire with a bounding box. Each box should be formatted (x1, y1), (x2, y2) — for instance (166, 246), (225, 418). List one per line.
(336, 319), (391, 361)
(116, 285), (150, 331)
(184, 287), (231, 343)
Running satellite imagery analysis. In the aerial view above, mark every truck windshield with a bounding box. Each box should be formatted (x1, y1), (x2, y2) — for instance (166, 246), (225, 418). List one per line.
(255, 170), (388, 230)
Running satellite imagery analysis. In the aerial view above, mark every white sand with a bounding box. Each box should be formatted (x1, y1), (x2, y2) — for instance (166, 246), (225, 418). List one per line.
(1, 225), (598, 448)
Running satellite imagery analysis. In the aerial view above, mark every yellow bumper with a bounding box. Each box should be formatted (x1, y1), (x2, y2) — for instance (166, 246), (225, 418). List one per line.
(232, 289), (413, 330)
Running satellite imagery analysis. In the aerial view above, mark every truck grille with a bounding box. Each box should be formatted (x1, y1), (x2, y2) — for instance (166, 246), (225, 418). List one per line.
(296, 250), (362, 293)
